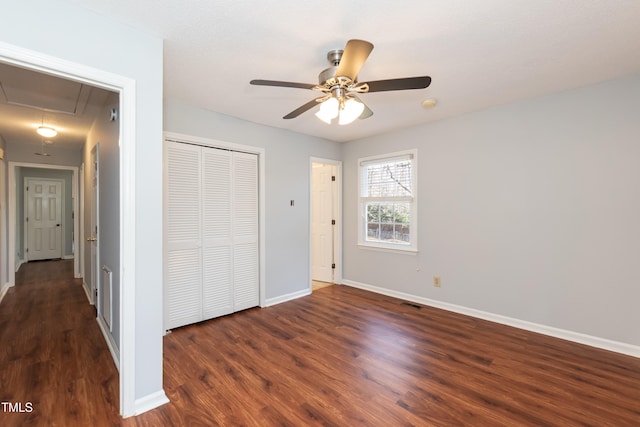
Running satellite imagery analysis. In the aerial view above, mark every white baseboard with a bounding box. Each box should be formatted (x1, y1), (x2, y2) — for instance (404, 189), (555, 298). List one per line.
(264, 288), (311, 307)
(0, 283), (12, 304)
(343, 279), (640, 359)
(97, 316), (120, 371)
(15, 259), (25, 272)
(82, 280), (93, 304)
(62, 254), (74, 260)
(134, 390), (170, 416)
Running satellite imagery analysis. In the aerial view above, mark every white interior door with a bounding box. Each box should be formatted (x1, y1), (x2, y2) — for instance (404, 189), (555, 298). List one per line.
(164, 141), (203, 330)
(26, 178), (62, 261)
(232, 151), (259, 312)
(311, 163), (334, 283)
(202, 147), (233, 319)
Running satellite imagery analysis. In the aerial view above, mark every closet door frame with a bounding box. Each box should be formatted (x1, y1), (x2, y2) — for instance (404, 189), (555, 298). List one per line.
(163, 132), (266, 321)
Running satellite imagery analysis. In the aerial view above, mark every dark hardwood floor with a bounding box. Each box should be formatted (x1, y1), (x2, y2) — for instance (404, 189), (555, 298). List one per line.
(2, 260), (639, 426)
(0, 259), (121, 427)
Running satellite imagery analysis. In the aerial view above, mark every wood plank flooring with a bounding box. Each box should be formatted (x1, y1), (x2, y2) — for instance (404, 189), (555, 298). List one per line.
(312, 280), (333, 291)
(2, 260), (639, 426)
(0, 260), (121, 427)
(140, 286), (640, 426)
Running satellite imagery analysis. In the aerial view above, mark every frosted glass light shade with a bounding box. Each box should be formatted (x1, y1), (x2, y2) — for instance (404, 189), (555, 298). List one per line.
(315, 97), (339, 124)
(315, 96), (364, 125)
(37, 126), (57, 138)
(338, 98), (364, 125)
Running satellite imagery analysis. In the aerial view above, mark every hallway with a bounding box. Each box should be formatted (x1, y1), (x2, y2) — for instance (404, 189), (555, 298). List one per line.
(0, 260), (121, 426)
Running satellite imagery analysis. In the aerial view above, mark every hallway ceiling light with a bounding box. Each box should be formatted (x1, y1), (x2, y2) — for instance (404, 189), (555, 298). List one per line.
(36, 125), (57, 138)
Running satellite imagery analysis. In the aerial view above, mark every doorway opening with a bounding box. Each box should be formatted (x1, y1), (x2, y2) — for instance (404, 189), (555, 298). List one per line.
(310, 158), (342, 291)
(9, 163), (79, 278)
(0, 42), (137, 416)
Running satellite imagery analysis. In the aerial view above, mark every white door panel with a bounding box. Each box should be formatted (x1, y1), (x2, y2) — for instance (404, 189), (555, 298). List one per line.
(26, 179), (62, 261)
(311, 164), (334, 282)
(202, 147), (233, 319)
(165, 141), (203, 330)
(232, 152), (259, 311)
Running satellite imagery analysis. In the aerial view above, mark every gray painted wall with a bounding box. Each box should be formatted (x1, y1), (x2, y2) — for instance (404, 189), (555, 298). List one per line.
(2, 0), (164, 402)
(6, 142), (82, 167)
(84, 93), (120, 349)
(342, 73), (640, 347)
(164, 100), (343, 300)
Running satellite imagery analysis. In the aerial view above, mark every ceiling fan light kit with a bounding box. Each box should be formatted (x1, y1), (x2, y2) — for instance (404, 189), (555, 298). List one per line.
(251, 39), (431, 125)
(314, 89), (365, 126)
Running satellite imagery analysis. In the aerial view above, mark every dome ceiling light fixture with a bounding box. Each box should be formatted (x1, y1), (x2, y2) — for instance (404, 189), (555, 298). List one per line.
(36, 125), (57, 138)
(36, 113), (58, 138)
(250, 39), (432, 125)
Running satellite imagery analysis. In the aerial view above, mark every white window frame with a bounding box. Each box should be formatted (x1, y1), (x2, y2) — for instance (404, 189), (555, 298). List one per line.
(357, 149), (418, 253)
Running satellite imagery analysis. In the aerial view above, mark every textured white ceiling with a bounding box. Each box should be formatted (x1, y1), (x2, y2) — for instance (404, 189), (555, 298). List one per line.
(12, 0), (640, 144)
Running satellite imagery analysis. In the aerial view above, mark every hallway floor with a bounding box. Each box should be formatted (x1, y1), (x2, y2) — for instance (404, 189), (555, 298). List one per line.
(0, 260), (121, 426)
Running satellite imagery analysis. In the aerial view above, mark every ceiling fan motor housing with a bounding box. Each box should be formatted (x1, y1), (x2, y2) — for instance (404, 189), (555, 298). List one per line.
(319, 49), (345, 85)
(318, 66), (339, 85)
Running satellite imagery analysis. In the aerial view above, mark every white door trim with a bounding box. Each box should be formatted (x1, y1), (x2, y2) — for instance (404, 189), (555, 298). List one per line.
(309, 157), (343, 289)
(9, 164), (78, 276)
(0, 41), (138, 417)
(163, 131), (267, 309)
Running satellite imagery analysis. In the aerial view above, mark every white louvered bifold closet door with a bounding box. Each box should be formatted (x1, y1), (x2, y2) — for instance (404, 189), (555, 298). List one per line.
(165, 141), (259, 330)
(232, 152), (259, 311)
(165, 141), (203, 330)
(202, 147), (234, 319)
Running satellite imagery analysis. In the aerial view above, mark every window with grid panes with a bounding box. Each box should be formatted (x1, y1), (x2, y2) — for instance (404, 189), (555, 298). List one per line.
(358, 150), (417, 252)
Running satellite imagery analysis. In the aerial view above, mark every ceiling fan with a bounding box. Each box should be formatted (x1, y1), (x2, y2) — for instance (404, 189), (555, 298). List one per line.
(250, 39), (432, 125)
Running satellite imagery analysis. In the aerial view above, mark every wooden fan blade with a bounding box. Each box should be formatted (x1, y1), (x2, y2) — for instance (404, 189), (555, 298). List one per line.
(250, 79), (316, 90)
(335, 39), (374, 81)
(365, 76), (431, 93)
(283, 98), (323, 119)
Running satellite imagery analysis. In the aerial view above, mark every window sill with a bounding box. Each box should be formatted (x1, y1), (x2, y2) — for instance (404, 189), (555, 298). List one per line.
(357, 244), (418, 255)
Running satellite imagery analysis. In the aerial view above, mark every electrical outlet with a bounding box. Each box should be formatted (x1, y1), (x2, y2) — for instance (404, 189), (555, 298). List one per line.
(433, 276), (441, 287)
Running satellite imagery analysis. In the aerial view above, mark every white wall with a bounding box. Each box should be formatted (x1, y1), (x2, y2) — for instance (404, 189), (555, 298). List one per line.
(342, 73), (640, 347)
(164, 100), (342, 300)
(1, 0), (164, 409)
